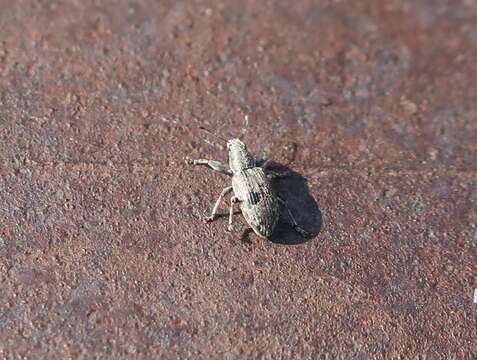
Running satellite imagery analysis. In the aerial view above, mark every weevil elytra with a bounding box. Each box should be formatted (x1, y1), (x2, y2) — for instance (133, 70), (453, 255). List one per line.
(186, 129), (308, 239)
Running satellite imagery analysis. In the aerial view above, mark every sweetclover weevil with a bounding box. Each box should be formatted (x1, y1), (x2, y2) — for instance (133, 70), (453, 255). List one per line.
(186, 128), (308, 239)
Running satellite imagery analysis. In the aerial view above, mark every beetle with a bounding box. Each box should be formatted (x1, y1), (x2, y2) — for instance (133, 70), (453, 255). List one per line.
(186, 129), (308, 239)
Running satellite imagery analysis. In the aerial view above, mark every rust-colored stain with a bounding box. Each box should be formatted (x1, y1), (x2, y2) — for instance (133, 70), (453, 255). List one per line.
(0, 0), (475, 358)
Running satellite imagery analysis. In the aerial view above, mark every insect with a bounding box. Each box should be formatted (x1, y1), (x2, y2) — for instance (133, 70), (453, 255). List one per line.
(186, 128), (309, 239)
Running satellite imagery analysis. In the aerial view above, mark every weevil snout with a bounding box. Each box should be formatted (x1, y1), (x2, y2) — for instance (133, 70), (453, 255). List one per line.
(226, 138), (242, 150)
(227, 138), (255, 172)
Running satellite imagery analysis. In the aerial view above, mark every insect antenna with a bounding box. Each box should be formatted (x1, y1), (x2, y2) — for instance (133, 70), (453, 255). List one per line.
(199, 126), (228, 143)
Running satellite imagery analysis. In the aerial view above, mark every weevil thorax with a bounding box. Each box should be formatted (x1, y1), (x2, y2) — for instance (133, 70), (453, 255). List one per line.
(227, 138), (255, 173)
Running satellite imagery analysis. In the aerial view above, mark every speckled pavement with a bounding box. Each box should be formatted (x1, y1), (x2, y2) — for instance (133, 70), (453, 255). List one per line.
(0, 1), (476, 358)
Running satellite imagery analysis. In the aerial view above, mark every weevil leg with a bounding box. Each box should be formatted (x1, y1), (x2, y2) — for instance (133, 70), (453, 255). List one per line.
(204, 186), (233, 223)
(276, 196), (310, 238)
(256, 158), (291, 179)
(185, 158), (232, 176)
(255, 158), (269, 168)
(266, 170), (292, 180)
(227, 196), (240, 232)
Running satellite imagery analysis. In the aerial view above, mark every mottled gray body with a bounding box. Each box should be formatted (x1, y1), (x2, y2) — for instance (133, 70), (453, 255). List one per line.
(186, 137), (307, 239)
(232, 167), (279, 237)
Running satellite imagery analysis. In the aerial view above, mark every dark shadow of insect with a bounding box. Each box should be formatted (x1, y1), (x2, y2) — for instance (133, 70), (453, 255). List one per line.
(260, 161), (322, 245)
(239, 228), (254, 245)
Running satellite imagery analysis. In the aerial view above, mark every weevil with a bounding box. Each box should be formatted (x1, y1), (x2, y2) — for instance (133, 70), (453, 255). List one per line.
(186, 128), (309, 239)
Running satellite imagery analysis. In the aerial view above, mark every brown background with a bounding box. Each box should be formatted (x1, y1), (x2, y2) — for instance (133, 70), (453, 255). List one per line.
(0, 0), (476, 358)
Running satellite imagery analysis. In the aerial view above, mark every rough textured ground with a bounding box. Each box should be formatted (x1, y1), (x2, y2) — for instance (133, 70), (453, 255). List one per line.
(0, 0), (476, 358)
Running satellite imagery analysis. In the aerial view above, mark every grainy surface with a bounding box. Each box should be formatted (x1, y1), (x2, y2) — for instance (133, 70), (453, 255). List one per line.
(0, 0), (476, 358)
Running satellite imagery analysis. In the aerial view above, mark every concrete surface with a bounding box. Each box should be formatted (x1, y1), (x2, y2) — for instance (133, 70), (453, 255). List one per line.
(0, 0), (476, 358)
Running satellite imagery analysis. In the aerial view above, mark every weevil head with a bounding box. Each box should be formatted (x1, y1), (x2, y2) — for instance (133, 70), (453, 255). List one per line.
(227, 138), (255, 172)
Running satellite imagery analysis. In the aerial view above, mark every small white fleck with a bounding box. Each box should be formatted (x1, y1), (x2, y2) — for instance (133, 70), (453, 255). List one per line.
(474, 289), (477, 304)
